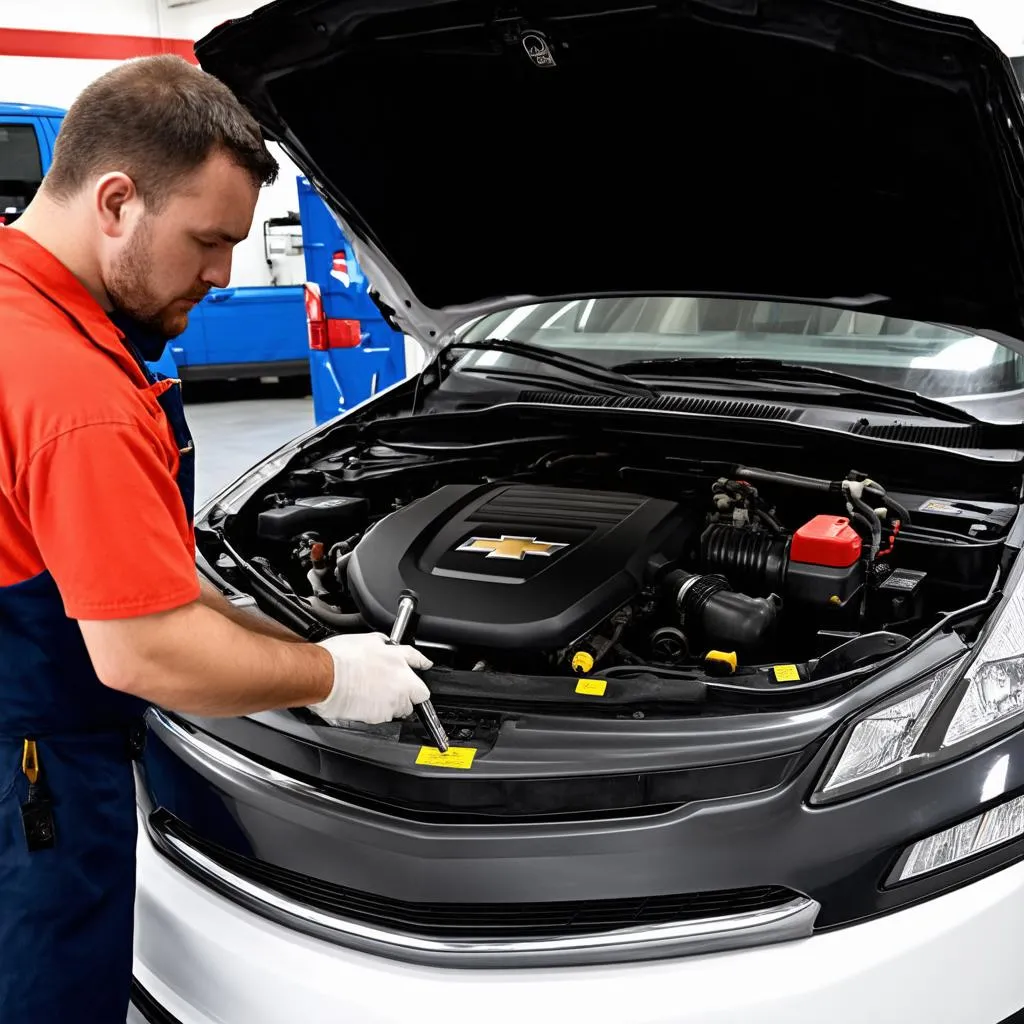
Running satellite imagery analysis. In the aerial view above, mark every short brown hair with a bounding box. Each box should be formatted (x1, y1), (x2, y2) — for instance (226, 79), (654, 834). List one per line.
(44, 54), (278, 206)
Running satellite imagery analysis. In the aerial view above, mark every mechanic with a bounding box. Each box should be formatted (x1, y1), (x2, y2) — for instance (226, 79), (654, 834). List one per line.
(0, 55), (432, 1022)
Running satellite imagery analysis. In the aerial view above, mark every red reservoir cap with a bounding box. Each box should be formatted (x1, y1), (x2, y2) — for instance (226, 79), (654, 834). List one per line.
(790, 515), (862, 567)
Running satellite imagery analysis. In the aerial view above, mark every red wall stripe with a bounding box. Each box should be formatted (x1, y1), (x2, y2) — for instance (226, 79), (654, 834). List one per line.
(0, 27), (197, 63)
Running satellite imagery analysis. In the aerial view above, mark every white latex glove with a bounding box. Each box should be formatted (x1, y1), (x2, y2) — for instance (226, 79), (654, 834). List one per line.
(309, 632), (433, 725)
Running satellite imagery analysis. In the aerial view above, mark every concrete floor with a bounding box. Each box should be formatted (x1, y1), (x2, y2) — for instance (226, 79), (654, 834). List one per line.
(185, 394), (315, 508)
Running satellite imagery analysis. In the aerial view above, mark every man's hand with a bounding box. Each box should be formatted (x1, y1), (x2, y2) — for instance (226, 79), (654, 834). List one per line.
(309, 633), (433, 725)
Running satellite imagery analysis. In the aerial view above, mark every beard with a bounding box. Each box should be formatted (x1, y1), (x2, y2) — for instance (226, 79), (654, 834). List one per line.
(105, 217), (207, 340)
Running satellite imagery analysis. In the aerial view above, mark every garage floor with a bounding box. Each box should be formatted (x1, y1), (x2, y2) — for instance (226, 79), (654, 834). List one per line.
(185, 394), (315, 509)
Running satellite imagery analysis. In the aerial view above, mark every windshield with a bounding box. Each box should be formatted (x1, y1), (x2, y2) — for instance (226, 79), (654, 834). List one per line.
(455, 297), (1024, 401)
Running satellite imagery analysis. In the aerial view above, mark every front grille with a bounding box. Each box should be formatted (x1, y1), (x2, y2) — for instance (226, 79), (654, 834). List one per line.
(157, 814), (799, 939)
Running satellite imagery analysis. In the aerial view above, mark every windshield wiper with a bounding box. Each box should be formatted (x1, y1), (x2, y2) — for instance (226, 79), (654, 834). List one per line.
(610, 356), (979, 424)
(439, 337), (658, 398)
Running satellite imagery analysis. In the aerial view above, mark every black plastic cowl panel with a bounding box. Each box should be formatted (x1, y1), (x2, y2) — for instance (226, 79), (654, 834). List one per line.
(518, 390), (799, 421)
(347, 483), (694, 648)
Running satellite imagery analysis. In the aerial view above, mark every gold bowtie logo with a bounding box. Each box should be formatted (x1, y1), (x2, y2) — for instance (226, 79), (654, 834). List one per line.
(456, 535), (569, 560)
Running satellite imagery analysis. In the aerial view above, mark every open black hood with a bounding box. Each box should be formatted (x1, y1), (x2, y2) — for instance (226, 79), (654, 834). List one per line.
(196, 0), (1024, 345)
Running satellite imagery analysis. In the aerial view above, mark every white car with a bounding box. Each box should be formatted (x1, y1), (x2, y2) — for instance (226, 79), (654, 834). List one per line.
(131, 1), (1024, 1021)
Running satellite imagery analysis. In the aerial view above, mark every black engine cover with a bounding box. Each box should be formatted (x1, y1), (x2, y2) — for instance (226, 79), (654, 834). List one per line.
(347, 483), (690, 649)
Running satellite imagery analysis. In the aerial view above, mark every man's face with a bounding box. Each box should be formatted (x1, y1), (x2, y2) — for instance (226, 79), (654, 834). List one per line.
(103, 149), (259, 338)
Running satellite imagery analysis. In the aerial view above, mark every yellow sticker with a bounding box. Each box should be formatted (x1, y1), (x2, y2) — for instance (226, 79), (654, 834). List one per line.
(415, 745), (477, 769)
(575, 678), (608, 696)
(773, 664), (801, 683)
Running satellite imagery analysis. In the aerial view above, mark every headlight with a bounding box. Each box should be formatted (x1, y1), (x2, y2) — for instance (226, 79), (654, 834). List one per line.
(814, 570), (1024, 803)
(813, 664), (958, 801)
(944, 581), (1024, 745)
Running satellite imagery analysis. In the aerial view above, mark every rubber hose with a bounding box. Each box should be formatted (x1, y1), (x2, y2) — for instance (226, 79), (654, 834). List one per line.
(701, 524), (788, 595)
(850, 511), (877, 548)
(305, 595), (367, 630)
(335, 550), (353, 584)
(732, 466), (834, 493)
(864, 486), (912, 525)
(847, 493), (881, 558)
(666, 569), (778, 653)
(754, 507), (786, 534)
(307, 567), (330, 597)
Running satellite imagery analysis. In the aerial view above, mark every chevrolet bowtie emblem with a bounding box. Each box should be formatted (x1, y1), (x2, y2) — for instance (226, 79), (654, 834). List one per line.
(457, 535), (569, 560)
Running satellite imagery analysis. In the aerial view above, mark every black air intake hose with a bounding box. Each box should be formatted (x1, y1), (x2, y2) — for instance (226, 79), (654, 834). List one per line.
(701, 525), (789, 596)
(665, 569), (779, 654)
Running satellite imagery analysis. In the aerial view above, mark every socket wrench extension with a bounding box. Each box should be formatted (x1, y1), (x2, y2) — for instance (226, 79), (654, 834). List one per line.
(388, 591), (449, 752)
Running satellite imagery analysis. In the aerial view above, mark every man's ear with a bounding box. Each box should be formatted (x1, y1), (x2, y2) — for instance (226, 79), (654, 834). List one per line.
(94, 172), (139, 239)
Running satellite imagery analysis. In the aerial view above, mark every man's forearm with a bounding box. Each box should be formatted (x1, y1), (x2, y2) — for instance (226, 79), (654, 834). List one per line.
(80, 600), (334, 716)
(199, 575), (304, 642)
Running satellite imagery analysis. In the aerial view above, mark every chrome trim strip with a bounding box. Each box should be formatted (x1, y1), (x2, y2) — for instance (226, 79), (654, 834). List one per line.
(158, 829), (818, 968)
(147, 709), (370, 817)
(151, 825), (818, 970)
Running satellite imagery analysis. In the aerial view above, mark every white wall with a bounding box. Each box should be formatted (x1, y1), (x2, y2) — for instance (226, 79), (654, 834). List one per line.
(0, 56), (122, 110)
(0, 0), (160, 35)
(0, 0), (157, 107)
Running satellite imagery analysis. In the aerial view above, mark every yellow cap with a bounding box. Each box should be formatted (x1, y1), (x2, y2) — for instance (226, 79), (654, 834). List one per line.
(705, 650), (738, 673)
(571, 650), (595, 674)
(829, 595), (842, 606)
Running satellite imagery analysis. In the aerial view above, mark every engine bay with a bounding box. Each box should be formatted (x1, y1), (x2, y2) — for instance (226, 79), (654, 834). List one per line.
(212, 430), (1021, 690)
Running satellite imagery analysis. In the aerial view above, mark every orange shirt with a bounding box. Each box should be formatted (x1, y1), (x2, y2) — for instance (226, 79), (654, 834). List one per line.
(0, 228), (200, 619)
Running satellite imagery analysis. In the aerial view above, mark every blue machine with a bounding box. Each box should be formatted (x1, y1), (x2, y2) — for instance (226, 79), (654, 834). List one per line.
(296, 176), (407, 424)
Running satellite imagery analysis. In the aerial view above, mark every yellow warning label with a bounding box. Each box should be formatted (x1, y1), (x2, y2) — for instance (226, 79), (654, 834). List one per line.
(415, 746), (477, 769)
(772, 664), (801, 683)
(575, 678), (608, 696)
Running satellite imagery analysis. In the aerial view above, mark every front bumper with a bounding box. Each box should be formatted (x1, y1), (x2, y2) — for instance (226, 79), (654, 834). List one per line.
(135, 820), (1024, 1024)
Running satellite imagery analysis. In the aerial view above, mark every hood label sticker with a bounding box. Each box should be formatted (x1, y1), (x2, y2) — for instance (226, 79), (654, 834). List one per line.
(416, 745), (477, 769)
(575, 679), (608, 696)
(522, 30), (557, 68)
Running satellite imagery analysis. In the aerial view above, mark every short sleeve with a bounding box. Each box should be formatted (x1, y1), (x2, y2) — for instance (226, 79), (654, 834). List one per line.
(18, 421), (201, 620)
